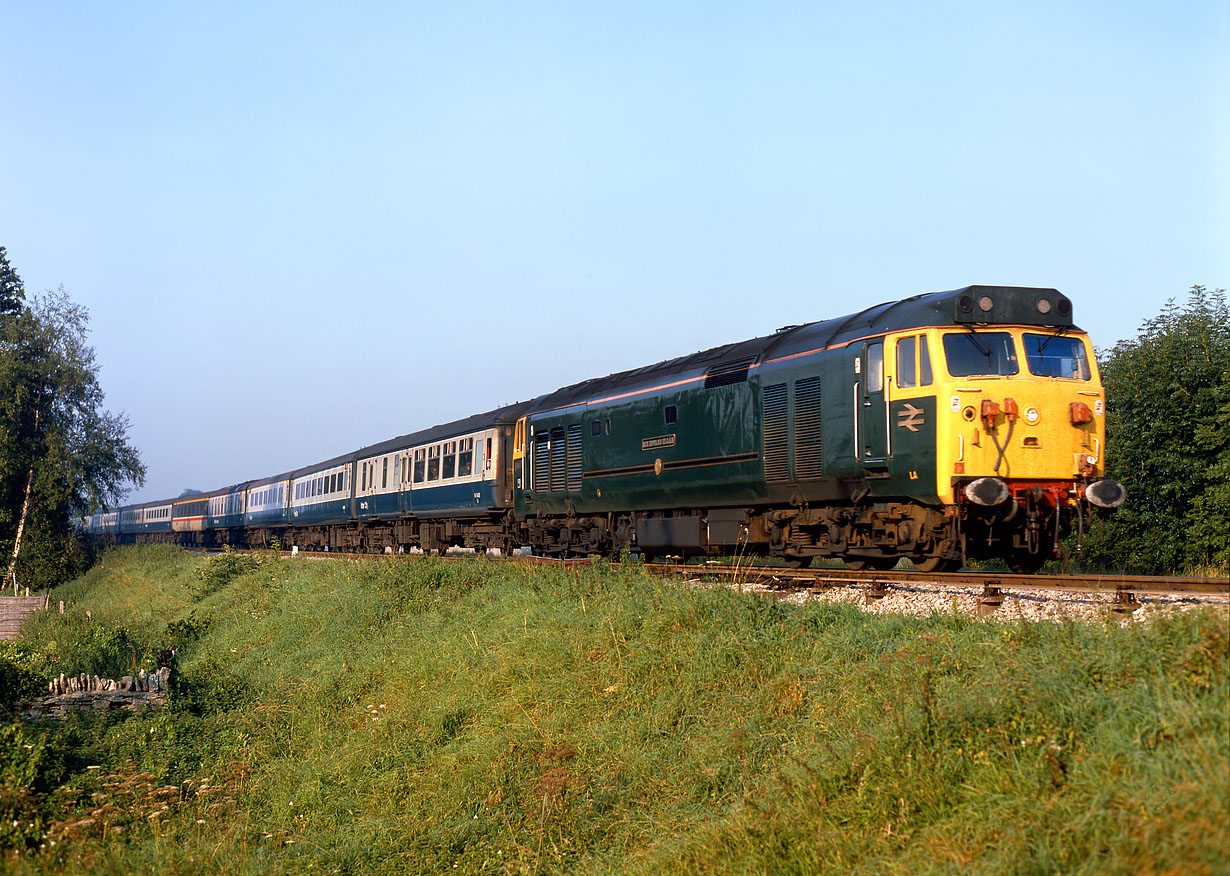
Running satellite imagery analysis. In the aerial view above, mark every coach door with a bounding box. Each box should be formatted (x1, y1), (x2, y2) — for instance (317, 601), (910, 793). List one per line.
(857, 340), (888, 463)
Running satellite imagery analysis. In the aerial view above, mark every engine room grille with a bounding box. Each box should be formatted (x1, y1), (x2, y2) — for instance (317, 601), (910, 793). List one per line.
(762, 382), (789, 483)
(549, 427), (566, 492)
(566, 424), (583, 492)
(794, 376), (824, 479)
(532, 433), (550, 492)
(705, 357), (756, 389)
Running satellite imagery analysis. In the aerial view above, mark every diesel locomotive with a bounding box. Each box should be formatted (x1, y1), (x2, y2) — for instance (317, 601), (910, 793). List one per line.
(83, 285), (1125, 573)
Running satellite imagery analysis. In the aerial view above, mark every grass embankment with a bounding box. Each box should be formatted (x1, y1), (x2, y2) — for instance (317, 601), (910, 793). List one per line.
(1, 546), (1227, 875)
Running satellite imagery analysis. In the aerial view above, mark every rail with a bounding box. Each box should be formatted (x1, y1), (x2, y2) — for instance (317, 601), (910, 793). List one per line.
(191, 547), (1229, 608)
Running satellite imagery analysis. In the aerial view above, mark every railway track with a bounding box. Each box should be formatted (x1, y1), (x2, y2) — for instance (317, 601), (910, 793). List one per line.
(647, 564), (1230, 617)
(196, 547), (1230, 615)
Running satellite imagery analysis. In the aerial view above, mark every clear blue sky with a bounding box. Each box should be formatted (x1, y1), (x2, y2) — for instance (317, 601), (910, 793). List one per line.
(2, 1), (1226, 505)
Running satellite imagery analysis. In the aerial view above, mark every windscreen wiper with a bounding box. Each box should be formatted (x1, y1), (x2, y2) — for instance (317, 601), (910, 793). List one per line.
(963, 326), (991, 357)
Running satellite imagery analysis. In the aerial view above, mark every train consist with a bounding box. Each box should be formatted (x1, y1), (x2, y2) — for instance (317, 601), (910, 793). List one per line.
(82, 285), (1125, 573)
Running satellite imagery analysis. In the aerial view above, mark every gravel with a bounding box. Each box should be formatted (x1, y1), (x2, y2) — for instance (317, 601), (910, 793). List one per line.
(712, 576), (1229, 623)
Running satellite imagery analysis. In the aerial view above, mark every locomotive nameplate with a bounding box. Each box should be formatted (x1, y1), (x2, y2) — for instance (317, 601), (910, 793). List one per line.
(642, 434), (677, 452)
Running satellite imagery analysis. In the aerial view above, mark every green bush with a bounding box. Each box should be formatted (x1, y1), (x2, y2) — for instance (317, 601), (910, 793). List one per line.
(1079, 286), (1230, 574)
(14, 614), (153, 683)
(193, 550), (261, 595)
(0, 642), (45, 704)
(0, 722), (61, 849)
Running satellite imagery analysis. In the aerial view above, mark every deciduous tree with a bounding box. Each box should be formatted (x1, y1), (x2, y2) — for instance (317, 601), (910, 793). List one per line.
(0, 260), (145, 592)
(0, 246), (25, 323)
(1080, 286), (1230, 573)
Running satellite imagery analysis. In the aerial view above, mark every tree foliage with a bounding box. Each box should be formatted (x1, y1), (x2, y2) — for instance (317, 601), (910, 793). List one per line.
(1080, 286), (1230, 573)
(0, 252), (145, 590)
(0, 246), (25, 322)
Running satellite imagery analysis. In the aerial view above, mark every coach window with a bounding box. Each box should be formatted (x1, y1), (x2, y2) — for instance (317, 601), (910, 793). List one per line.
(382, 458), (388, 489)
(443, 441), (457, 479)
(428, 445), (440, 481)
(459, 438), (474, 477)
(414, 449), (426, 483)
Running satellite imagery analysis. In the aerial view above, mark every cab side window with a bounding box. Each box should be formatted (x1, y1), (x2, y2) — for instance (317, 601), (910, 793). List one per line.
(867, 342), (884, 392)
(896, 334), (933, 389)
(897, 336), (916, 388)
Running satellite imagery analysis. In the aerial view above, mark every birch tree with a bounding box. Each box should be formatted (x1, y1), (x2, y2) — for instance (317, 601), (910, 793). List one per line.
(0, 256), (144, 592)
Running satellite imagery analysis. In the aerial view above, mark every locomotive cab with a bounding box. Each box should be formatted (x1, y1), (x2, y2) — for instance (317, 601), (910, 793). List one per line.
(914, 289), (1124, 571)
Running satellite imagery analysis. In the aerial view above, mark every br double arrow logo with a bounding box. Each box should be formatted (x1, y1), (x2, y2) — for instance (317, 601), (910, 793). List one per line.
(897, 403), (925, 432)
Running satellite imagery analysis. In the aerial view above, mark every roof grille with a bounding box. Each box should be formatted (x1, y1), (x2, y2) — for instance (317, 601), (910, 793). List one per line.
(704, 357), (756, 389)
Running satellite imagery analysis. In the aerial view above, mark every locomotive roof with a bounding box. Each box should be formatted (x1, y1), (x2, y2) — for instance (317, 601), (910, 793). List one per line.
(528, 285), (1078, 412)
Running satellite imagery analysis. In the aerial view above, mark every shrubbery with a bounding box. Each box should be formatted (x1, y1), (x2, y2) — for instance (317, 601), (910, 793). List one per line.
(1079, 286), (1230, 574)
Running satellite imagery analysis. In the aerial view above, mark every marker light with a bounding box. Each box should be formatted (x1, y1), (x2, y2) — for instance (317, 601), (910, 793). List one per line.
(981, 399), (1000, 430)
(978, 295), (994, 312)
(1069, 402), (1093, 425)
(1036, 298), (1052, 314)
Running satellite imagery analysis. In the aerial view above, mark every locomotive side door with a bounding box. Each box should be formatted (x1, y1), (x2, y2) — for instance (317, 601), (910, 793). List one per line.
(858, 340), (888, 462)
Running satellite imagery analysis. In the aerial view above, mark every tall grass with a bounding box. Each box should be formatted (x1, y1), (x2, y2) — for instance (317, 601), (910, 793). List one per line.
(2, 546), (1226, 874)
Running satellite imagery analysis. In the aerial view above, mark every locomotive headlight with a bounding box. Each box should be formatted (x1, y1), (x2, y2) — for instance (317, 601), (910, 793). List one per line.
(1024, 407), (1039, 425)
(978, 295), (994, 312)
(1036, 298), (1052, 314)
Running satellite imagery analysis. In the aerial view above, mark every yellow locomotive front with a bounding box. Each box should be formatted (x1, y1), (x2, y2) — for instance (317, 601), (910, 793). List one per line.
(887, 289), (1125, 572)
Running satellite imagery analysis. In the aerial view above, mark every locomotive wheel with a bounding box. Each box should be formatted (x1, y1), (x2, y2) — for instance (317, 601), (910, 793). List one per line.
(844, 557), (898, 571)
(915, 556), (960, 573)
(1007, 551), (1048, 575)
